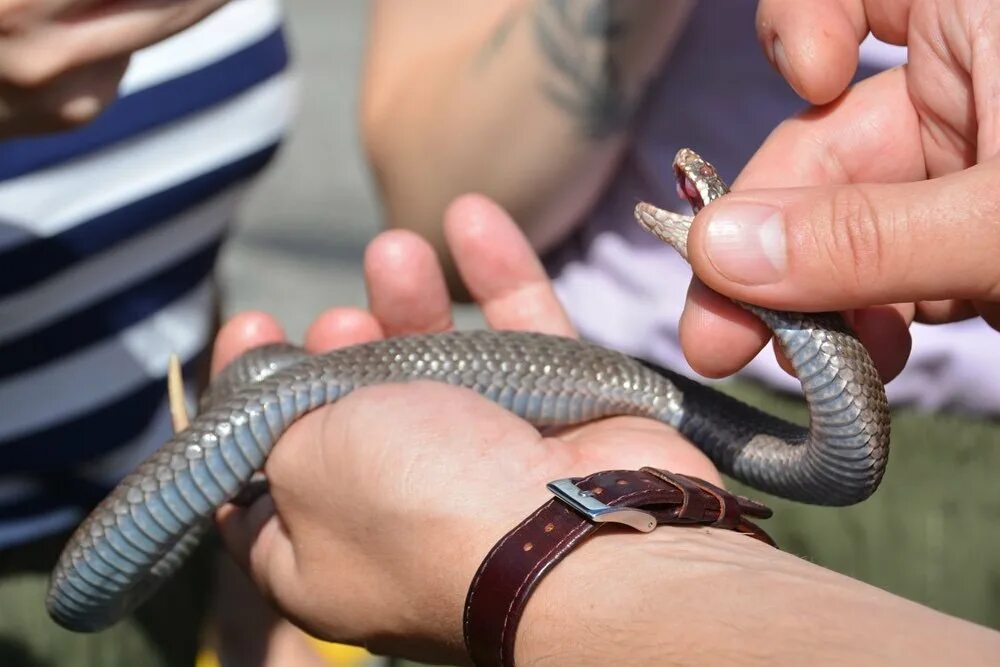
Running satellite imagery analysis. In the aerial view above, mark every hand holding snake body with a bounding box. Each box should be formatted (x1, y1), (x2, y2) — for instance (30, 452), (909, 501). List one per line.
(46, 153), (889, 633)
(204, 200), (994, 667)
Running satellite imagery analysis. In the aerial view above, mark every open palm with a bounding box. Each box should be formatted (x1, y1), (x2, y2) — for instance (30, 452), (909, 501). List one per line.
(211, 195), (717, 661)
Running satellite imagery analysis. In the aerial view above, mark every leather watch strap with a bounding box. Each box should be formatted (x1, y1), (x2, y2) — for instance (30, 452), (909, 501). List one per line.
(462, 467), (775, 667)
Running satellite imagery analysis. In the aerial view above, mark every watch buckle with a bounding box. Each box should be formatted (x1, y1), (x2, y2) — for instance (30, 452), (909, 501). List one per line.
(546, 478), (656, 533)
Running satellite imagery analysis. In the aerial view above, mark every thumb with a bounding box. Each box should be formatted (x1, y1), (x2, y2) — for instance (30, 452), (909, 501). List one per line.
(686, 163), (1000, 311)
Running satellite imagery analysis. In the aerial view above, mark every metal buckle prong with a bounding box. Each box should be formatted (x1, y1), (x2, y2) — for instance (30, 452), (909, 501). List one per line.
(547, 478), (656, 533)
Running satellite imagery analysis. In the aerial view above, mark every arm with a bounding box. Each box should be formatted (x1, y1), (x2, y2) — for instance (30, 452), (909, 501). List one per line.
(361, 0), (693, 286)
(217, 339), (1000, 667)
(517, 528), (997, 666)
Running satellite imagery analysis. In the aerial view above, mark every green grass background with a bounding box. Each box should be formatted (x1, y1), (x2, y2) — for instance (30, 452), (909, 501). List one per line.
(723, 379), (1000, 628)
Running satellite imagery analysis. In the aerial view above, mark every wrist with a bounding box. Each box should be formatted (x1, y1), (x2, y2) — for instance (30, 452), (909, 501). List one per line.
(461, 468), (775, 667)
(513, 527), (760, 667)
(375, 481), (556, 662)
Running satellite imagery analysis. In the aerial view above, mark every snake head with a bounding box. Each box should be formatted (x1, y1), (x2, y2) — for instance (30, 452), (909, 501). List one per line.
(634, 149), (732, 261)
(673, 148), (729, 213)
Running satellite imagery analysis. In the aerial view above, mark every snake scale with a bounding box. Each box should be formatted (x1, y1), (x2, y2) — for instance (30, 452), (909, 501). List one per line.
(46, 149), (889, 632)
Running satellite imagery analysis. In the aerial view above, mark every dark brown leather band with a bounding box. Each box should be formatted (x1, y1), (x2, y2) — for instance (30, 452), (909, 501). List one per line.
(462, 467), (775, 667)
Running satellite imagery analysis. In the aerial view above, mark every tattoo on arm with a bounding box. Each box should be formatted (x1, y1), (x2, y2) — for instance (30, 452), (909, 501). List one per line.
(533, 0), (636, 139)
(476, 8), (520, 69)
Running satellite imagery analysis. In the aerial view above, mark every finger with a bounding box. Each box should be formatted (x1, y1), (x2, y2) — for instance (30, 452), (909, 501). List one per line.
(913, 299), (980, 324)
(0, 0), (115, 40)
(681, 70), (922, 362)
(681, 279), (913, 382)
(216, 494), (278, 574)
(444, 194), (575, 336)
(679, 69), (930, 379)
(0, 56), (130, 133)
(216, 495), (298, 607)
(844, 305), (913, 382)
(364, 229), (454, 336)
(47, 56), (129, 126)
(211, 311), (286, 377)
(211, 311), (286, 583)
(756, 0), (867, 104)
(733, 68), (925, 192)
(304, 307), (384, 354)
(973, 301), (1000, 332)
(0, 1), (227, 87)
(965, 6), (1000, 161)
(688, 160), (1000, 312)
(679, 278), (769, 378)
(56, 0), (229, 64)
(861, 0), (914, 44)
(774, 312), (910, 378)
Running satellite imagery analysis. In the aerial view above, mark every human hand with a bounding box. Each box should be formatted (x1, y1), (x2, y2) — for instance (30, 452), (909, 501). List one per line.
(0, 0), (227, 136)
(677, 0), (1000, 382)
(212, 195), (718, 664)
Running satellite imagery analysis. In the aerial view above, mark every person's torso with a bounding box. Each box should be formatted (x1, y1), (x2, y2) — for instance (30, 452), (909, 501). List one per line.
(0, 0), (294, 548)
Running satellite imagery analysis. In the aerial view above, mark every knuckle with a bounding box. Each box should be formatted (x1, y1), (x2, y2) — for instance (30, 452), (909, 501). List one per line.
(814, 186), (893, 295)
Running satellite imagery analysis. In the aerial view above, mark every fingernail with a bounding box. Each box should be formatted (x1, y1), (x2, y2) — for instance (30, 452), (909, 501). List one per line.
(703, 203), (786, 285)
(772, 38), (802, 95)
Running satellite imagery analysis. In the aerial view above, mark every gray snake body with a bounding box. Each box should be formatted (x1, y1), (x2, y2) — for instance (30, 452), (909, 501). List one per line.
(46, 150), (890, 632)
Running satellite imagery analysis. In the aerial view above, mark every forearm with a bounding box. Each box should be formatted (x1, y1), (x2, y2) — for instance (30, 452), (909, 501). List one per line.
(362, 0), (693, 284)
(514, 528), (1000, 666)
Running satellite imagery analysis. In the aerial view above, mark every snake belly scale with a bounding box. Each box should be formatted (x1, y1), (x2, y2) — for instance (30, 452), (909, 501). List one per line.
(46, 150), (890, 632)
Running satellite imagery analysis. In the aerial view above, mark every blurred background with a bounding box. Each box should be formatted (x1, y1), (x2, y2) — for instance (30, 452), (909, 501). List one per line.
(220, 0), (477, 334)
(220, 0), (378, 333)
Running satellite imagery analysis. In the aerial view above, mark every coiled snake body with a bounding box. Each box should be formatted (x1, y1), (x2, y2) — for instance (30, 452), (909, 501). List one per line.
(47, 150), (889, 632)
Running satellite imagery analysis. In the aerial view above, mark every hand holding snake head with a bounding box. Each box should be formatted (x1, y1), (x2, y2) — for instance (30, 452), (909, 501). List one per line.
(636, 149), (731, 261)
(679, 0), (1000, 385)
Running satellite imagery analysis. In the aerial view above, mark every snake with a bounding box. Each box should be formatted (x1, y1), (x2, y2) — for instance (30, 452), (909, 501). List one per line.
(46, 149), (889, 632)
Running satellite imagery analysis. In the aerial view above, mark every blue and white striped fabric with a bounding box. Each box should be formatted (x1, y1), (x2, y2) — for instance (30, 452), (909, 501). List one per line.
(0, 0), (295, 548)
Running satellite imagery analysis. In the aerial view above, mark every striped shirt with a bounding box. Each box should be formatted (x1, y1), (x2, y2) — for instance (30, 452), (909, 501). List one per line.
(0, 0), (294, 548)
